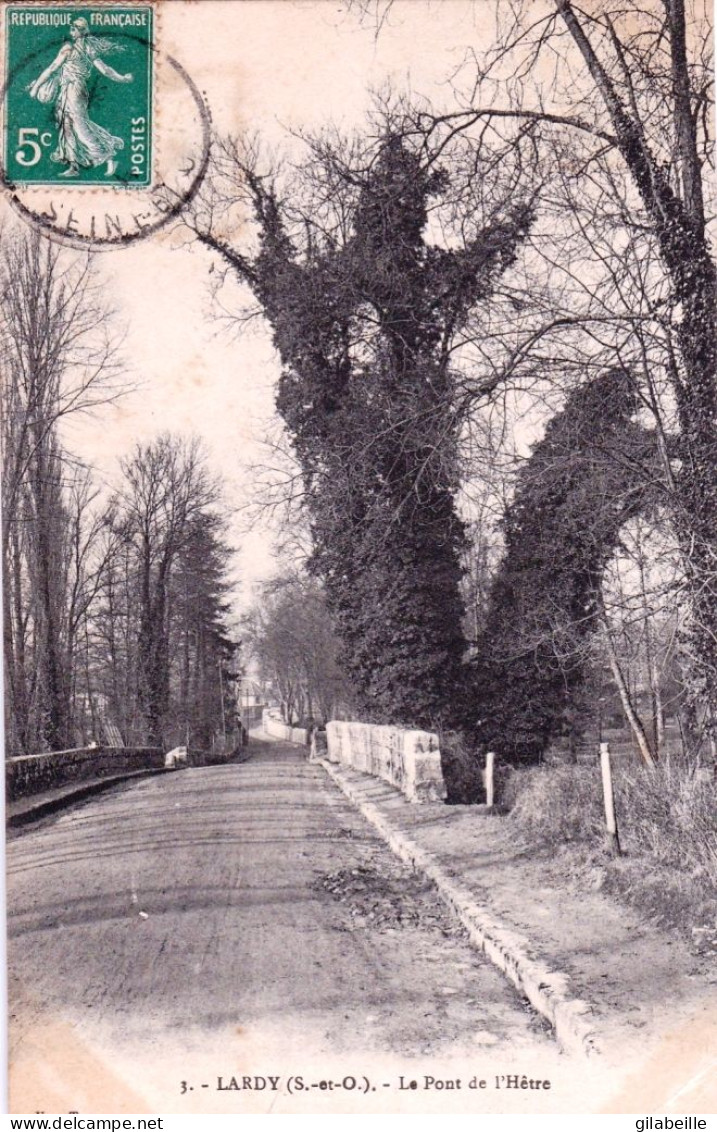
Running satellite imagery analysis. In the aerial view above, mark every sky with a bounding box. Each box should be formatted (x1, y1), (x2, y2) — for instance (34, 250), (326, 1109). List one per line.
(21, 0), (495, 611)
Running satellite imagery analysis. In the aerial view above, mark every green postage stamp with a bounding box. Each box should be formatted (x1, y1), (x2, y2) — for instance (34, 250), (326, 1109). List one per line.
(4, 5), (153, 187)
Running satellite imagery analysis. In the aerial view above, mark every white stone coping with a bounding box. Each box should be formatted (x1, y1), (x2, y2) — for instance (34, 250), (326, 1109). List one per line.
(325, 719), (446, 803)
(262, 709), (309, 746)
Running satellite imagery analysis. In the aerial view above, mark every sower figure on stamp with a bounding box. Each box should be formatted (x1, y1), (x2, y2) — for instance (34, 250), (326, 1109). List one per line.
(27, 17), (133, 178)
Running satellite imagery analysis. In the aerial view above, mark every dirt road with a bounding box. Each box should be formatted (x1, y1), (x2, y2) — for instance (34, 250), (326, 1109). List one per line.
(8, 739), (557, 1112)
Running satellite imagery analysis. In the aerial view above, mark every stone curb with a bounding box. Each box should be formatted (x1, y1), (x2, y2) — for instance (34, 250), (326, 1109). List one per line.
(320, 758), (600, 1058)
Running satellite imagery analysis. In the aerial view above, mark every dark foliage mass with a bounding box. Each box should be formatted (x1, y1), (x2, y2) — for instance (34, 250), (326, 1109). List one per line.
(199, 136), (531, 731)
(470, 369), (659, 762)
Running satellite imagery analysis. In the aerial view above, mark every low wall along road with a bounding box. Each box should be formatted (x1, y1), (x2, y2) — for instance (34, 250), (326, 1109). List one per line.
(6, 746), (166, 801)
(324, 720), (446, 803)
(6, 742), (240, 801)
(262, 709), (310, 746)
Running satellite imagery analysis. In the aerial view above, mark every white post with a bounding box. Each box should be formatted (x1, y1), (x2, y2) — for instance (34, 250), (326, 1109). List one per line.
(485, 750), (495, 808)
(218, 662), (227, 746)
(600, 741), (621, 854)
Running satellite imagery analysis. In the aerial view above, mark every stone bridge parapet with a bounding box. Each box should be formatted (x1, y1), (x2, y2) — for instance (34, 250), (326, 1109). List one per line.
(6, 746), (166, 801)
(262, 709), (310, 746)
(324, 721), (446, 803)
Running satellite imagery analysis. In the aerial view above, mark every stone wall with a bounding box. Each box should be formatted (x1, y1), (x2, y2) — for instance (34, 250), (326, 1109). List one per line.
(6, 746), (165, 801)
(262, 710), (310, 746)
(324, 721), (446, 803)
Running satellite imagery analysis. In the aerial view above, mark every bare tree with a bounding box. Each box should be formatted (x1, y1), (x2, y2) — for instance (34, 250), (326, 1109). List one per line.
(87, 528), (144, 746)
(61, 468), (124, 744)
(346, 1), (716, 747)
(407, 0), (717, 710)
(1, 226), (124, 752)
(244, 571), (354, 725)
(111, 434), (222, 745)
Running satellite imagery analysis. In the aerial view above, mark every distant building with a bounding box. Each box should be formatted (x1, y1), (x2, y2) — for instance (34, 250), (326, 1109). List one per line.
(238, 678), (265, 708)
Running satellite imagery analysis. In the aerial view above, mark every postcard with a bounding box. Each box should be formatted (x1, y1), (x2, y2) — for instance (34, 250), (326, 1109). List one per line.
(2, 0), (716, 1116)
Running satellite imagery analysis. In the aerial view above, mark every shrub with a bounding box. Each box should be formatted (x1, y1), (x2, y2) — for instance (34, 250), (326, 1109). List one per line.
(506, 756), (717, 934)
(439, 730), (485, 804)
(615, 758), (717, 884)
(507, 763), (604, 843)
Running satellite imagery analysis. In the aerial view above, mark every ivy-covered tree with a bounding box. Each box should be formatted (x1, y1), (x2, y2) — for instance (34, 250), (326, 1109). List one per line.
(356, 0), (717, 723)
(471, 368), (659, 763)
(194, 133), (532, 731)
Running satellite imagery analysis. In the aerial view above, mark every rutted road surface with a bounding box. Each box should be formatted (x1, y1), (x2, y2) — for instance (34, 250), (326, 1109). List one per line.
(8, 739), (555, 1112)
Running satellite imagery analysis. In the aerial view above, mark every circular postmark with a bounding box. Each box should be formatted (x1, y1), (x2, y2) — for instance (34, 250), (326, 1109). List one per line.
(1, 7), (211, 249)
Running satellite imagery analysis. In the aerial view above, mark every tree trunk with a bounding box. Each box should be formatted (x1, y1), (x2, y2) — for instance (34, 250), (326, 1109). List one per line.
(557, 0), (717, 710)
(600, 614), (656, 767)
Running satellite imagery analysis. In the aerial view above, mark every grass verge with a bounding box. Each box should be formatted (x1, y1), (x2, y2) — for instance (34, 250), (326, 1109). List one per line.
(505, 758), (716, 946)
